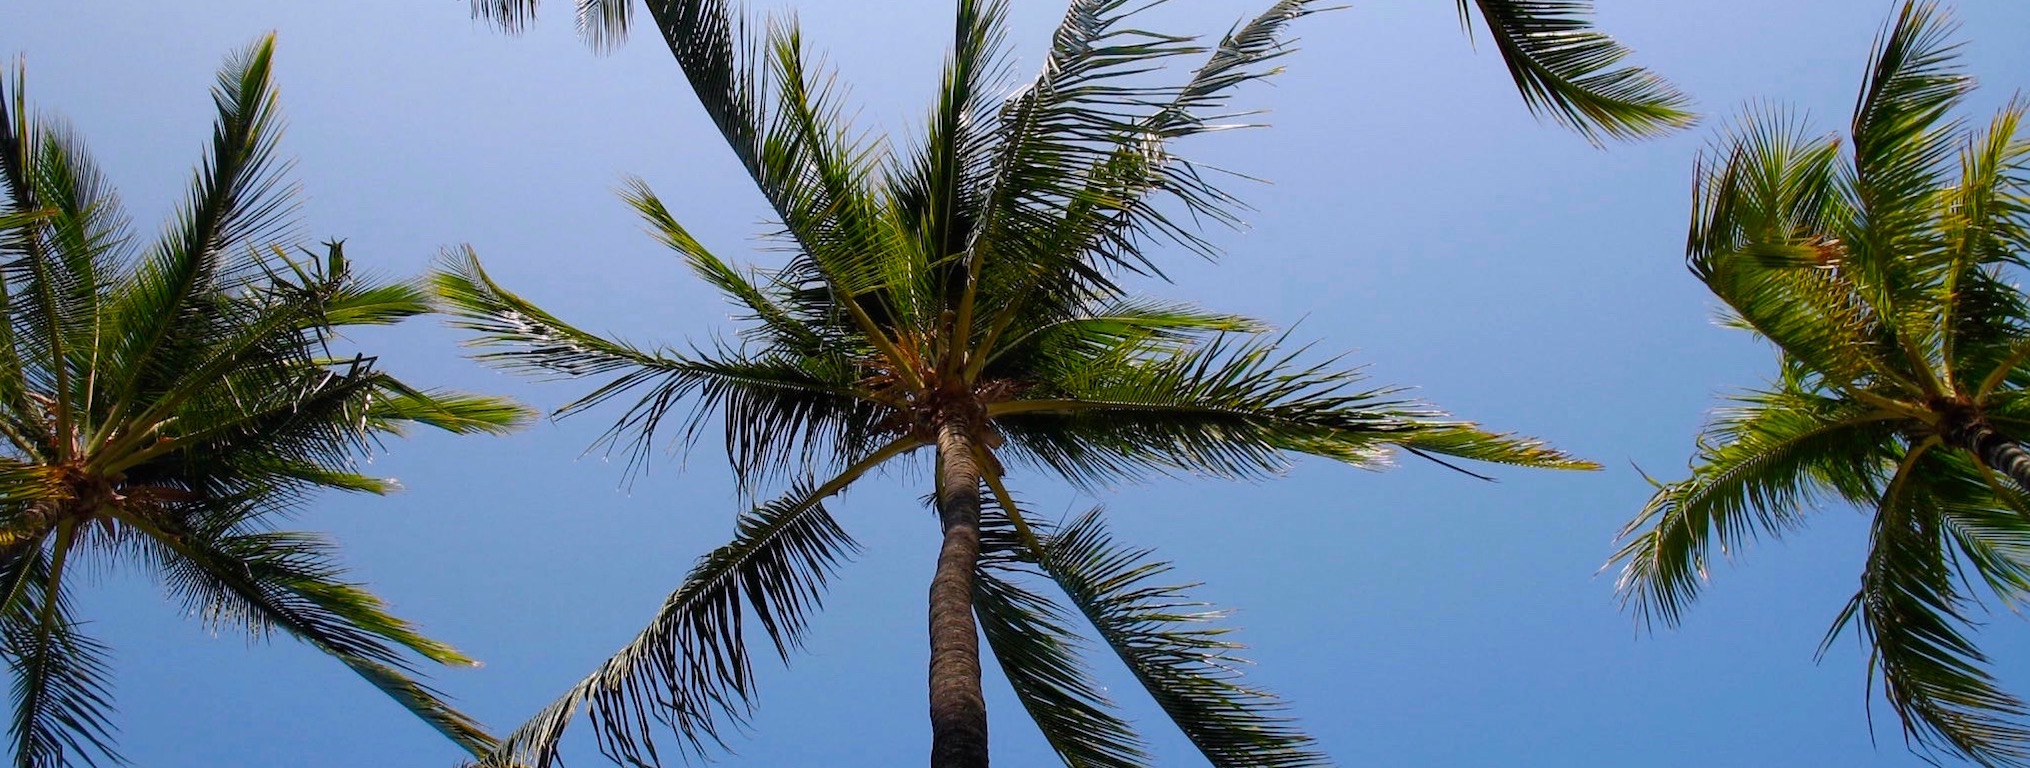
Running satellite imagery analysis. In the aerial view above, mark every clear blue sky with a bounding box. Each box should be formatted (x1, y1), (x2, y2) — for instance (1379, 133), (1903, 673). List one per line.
(9, 0), (2030, 765)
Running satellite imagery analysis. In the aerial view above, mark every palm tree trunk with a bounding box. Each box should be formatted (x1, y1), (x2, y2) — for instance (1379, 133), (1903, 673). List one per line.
(1952, 419), (2030, 491)
(929, 420), (988, 768)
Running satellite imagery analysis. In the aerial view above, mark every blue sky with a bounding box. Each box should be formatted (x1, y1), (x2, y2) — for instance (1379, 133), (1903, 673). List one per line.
(9, 0), (2030, 765)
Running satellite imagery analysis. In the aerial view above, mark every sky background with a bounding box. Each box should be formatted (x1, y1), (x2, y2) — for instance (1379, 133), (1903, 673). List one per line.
(9, 0), (2030, 765)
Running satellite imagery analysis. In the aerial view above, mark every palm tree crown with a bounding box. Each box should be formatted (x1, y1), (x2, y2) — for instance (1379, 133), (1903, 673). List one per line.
(0, 37), (530, 766)
(1611, 3), (2030, 765)
(443, 0), (1686, 765)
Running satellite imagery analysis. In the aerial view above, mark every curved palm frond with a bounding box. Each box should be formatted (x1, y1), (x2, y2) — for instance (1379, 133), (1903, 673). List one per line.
(1938, 102), (2030, 386)
(435, 248), (888, 483)
(1846, 445), (2030, 766)
(1459, 0), (1693, 143)
(963, 0), (1323, 371)
(3, 533), (117, 768)
(97, 37), (298, 433)
(479, 440), (911, 768)
(976, 500), (1146, 768)
(111, 509), (494, 756)
(1614, 383), (1897, 629)
(1033, 508), (1326, 768)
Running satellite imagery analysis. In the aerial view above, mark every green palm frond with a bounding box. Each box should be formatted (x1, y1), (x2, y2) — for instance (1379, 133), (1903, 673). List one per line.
(478, 445), (902, 768)
(976, 498), (1146, 768)
(99, 37), (297, 423)
(994, 331), (1589, 486)
(1459, 0), (1693, 143)
(1614, 383), (1896, 628)
(120, 511), (493, 756)
(962, 0), (1322, 363)
(619, 178), (829, 354)
(1938, 102), (2030, 385)
(4, 535), (118, 768)
(1845, 445), (2030, 766)
(981, 297), (1268, 378)
(1035, 508), (1326, 768)
(0, 38), (533, 764)
(436, 247), (887, 483)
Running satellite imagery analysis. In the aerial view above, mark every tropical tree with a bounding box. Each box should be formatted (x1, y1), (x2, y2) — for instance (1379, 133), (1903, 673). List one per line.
(1611, 3), (2030, 765)
(0, 36), (530, 766)
(442, 0), (1687, 766)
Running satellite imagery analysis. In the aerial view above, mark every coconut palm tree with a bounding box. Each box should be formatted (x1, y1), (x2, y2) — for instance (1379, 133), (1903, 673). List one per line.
(1611, 3), (2030, 765)
(440, 0), (1687, 765)
(0, 36), (530, 766)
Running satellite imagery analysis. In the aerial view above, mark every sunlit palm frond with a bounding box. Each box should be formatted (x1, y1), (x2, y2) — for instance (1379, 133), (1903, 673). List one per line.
(1459, 0), (1693, 143)
(121, 512), (494, 756)
(1614, 383), (1896, 628)
(1939, 102), (2030, 385)
(964, 1), (1322, 361)
(100, 38), (297, 423)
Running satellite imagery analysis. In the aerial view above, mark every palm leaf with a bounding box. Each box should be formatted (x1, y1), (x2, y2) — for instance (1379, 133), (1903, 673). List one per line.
(993, 331), (1590, 487)
(975, 497), (1145, 768)
(1847, 444), (2030, 766)
(481, 440), (913, 768)
(1613, 382), (1897, 628)
(1459, 0), (1693, 143)
(4, 528), (118, 768)
(1034, 508), (1326, 768)
(113, 509), (495, 756)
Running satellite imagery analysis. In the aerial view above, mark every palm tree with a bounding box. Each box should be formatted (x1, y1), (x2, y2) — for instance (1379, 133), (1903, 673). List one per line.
(441, 0), (1687, 765)
(0, 36), (530, 766)
(1611, 3), (2030, 765)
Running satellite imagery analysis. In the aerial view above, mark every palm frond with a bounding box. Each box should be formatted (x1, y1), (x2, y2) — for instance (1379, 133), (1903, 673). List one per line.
(965, 0), (1321, 361)
(4, 530), (118, 768)
(479, 444), (903, 768)
(993, 331), (1587, 488)
(619, 178), (828, 354)
(1613, 383), (1896, 628)
(115, 509), (494, 756)
(976, 497), (1145, 768)
(1035, 509), (1326, 768)
(433, 246), (683, 379)
(1939, 101), (2030, 388)
(894, 0), (1013, 353)
(1848, 444), (2030, 766)
(1689, 110), (1907, 391)
(471, 0), (635, 51)
(436, 247), (885, 484)
(98, 35), (296, 430)
(1459, 0), (1693, 143)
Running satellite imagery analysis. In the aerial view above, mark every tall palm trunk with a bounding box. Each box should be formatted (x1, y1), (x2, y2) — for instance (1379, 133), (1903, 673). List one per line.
(1953, 419), (2030, 491)
(929, 420), (988, 768)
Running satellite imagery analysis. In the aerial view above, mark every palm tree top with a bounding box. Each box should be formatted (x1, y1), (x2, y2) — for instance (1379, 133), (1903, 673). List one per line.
(0, 35), (531, 766)
(1612, 3), (2030, 765)
(437, 0), (1684, 765)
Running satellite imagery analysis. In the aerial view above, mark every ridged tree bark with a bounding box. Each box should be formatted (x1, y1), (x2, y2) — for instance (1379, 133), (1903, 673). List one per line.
(928, 420), (988, 768)
(1951, 419), (2030, 491)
